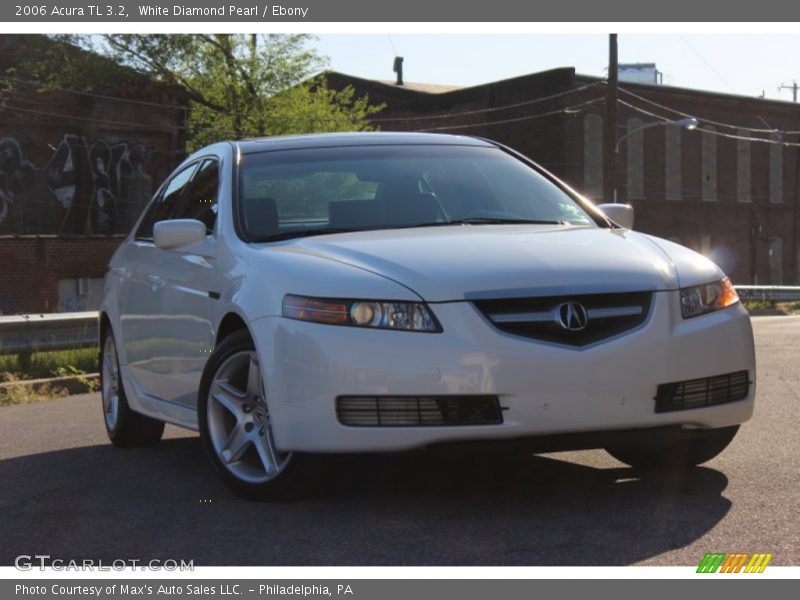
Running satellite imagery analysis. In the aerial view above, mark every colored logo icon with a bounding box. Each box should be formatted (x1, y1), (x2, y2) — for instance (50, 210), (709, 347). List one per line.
(697, 552), (773, 573)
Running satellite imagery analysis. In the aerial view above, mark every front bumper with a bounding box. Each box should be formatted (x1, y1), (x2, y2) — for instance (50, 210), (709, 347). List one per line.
(252, 291), (756, 453)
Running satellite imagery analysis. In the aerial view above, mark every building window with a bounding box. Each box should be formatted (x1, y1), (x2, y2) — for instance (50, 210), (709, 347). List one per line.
(665, 126), (682, 201)
(737, 129), (751, 203)
(626, 117), (644, 199)
(702, 126), (717, 201)
(770, 132), (783, 204)
(583, 113), (603, 198)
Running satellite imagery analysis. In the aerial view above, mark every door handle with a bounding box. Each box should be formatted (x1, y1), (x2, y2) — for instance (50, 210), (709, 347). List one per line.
(147, 274), (164, 287)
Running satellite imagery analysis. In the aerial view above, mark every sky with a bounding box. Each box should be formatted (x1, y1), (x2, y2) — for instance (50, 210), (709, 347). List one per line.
(312, 34), (800, 103)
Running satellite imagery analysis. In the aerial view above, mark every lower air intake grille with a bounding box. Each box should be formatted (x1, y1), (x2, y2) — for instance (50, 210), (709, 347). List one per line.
(655, 370), (751, 413)
(337, 395), (503, 427)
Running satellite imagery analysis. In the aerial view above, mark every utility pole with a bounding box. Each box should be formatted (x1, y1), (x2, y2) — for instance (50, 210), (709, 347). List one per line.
(779, 81), (798, 102)
(604, 34), (619, 202)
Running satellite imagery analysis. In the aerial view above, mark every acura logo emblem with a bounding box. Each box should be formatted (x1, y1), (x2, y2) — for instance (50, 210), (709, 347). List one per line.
(557, 302), (589, 331)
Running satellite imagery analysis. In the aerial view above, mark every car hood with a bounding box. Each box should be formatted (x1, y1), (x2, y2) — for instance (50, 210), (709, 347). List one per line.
(276, 224), (712, 302)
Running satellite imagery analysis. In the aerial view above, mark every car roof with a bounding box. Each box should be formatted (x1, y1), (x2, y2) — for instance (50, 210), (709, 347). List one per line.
(235, 132), (497, 155)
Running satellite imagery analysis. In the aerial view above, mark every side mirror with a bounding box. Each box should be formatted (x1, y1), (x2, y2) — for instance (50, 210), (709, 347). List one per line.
(154, 219), (207, 250)
(597, 203), (634, 230)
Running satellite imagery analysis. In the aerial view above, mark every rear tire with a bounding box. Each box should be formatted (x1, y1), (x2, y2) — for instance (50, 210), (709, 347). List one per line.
(606, 425), (740, 469)
(101, 329), (165, 447)
(198, 330), (304, 500)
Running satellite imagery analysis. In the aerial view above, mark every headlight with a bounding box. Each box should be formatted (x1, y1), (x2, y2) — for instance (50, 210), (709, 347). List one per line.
(680, 277), (739, 319)
(282, 295), (441, 332)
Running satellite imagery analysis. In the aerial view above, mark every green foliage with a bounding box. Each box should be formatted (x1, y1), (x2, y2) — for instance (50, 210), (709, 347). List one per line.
(53, 365), (99, 392)
(0, 349), (98, 405)
(743, 299), (800, 315)
(0, 372), (69, 407)
(742, 299), (775, 311)
(0, 348), (98, 380)
(86, 34), (384, 150)
(0, 34), (149, 95)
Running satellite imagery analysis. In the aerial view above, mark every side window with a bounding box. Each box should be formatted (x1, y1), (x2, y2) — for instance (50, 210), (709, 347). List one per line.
(135, 163), (198, 240)
(175, 159), (219, 234)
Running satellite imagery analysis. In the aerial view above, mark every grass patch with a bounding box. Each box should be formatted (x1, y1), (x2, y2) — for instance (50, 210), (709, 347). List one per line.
(743, 299), (775, 311)
(0, 347), (98, 380)
(0, 348), (98, 405)
(0, 373), (69, 407)
(742, 299), (800, 315)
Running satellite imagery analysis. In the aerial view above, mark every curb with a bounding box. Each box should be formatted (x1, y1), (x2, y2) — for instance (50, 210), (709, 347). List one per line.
(0, 373), (99, 395)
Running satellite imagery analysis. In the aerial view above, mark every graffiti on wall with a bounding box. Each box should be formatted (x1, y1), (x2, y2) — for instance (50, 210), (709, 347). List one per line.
(0, 135), (160, 235)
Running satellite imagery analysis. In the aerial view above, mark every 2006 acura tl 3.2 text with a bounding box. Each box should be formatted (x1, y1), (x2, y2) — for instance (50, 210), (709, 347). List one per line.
(99, 132), (756, 498)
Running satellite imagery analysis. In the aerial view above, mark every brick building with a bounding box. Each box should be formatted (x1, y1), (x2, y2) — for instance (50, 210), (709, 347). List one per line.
(325, 68), (800, 286)
(0, 35), (186, 314)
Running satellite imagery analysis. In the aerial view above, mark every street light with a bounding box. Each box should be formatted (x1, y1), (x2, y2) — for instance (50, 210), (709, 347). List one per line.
(613, 117), (698, 202)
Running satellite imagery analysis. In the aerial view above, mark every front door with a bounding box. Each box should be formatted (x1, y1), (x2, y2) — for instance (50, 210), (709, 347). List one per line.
(120, 158), (222, 410)
(146, 158), (221, 408)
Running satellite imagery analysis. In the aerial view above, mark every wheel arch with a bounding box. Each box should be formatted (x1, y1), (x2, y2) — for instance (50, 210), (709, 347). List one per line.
(98, 311), (112, 366)
(215, 311), (251, 346)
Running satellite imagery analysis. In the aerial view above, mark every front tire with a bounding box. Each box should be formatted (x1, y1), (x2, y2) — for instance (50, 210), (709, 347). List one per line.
(101, 329), (165, 447)
(606, 425), (740, 469)
(198, 330), (301, 500)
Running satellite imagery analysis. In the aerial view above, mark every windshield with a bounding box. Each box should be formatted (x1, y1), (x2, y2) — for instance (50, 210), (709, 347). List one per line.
(237, 144), (599, 242)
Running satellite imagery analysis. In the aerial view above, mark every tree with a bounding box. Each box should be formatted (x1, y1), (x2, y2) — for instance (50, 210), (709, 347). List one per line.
(85, 34), (384, 150)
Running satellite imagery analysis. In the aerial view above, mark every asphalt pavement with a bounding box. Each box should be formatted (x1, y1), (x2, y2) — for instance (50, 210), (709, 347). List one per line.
(0, 316), (797, 566)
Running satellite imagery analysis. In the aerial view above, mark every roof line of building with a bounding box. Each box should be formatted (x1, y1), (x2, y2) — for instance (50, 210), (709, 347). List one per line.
(325, 66), (800, 113)
(575, 72), (800, 111)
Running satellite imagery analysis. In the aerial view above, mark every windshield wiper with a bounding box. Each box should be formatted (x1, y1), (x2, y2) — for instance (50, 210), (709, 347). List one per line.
(412, 218), (567, 227)
(255, 218), (567, 242)
(256, 227), (361, 242)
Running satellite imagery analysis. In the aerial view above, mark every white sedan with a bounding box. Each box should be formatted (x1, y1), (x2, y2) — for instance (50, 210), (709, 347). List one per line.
(99, 132), (756, 498)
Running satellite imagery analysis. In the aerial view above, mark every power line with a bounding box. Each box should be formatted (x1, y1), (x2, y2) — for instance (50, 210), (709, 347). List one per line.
(373, 81), (604, 123)
(618, 86), (800, 136)
(617, 98), (800, 147)
(0, 73), (185, 110)
(0, 72), (370, 122)
(7, 80), (799, 149)
(0, 100), (376, 131)
(386, 35), (398, 57)
(0, 71), (604, 125)
(778, 81), (799, 103)
(678, 35), (737, 94)
(0, 101), (189, 130)
(1, 93), (603, 139)
(418, 97), (604, 132)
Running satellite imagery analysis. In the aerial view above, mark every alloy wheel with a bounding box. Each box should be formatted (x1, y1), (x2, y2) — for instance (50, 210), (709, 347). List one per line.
(206, 350), (291, 484)
(101, 335), (120, 430)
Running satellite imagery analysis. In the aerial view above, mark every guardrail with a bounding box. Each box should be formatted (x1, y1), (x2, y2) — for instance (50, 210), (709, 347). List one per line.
(734, 285), (800, 301)
(0, 312), (98, 359)
(0, 286), (797, 360)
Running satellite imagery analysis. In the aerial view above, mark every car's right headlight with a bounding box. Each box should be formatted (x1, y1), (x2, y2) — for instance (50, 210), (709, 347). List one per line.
(282, 294), (442, 332)
(680, 277), (739, 319)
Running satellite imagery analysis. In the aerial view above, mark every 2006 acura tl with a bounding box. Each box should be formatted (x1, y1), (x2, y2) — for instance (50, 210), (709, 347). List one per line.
(99, 132), (756, 498)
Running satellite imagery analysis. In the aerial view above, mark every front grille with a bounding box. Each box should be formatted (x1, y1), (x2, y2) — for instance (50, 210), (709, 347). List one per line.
(473, 291), (652, 347)
(655, 370), (751, 413)
(336, 395), (503, 427)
